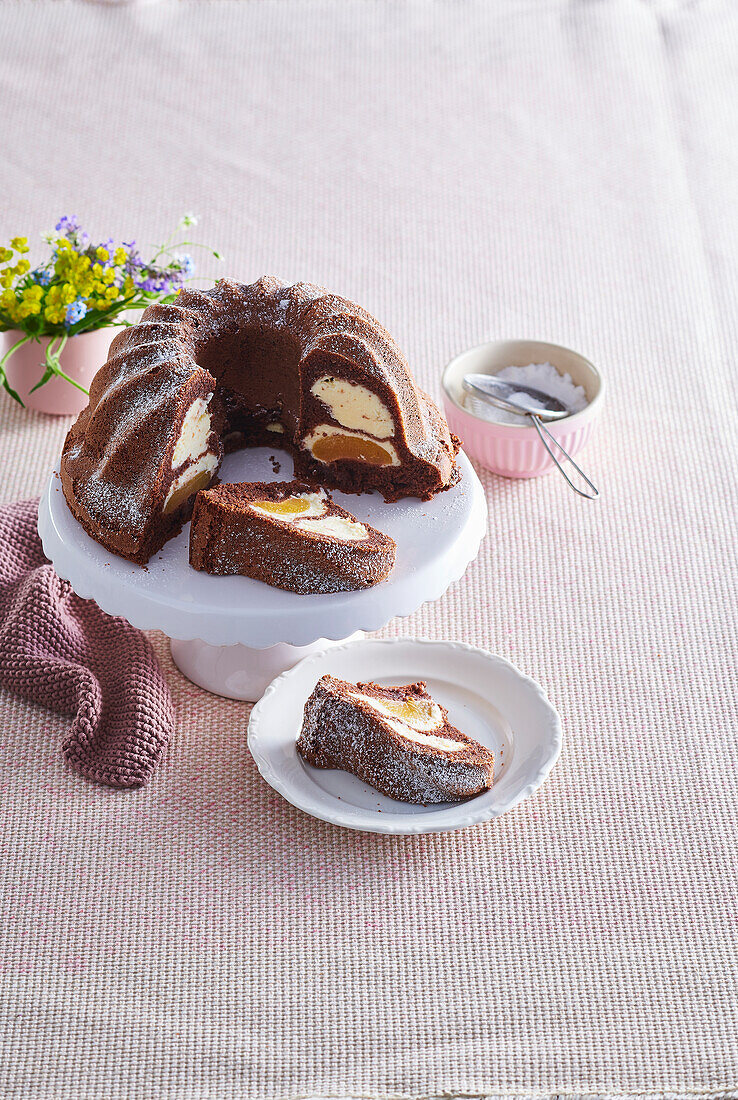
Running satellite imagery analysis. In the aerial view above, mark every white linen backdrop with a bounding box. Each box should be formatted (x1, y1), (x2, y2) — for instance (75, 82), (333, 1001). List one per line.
(0, 1), (737, 1097)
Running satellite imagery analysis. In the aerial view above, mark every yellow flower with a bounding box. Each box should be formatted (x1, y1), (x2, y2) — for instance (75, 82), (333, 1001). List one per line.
(10, 237), (29, 254)
(0, 247), (13, 263)
(1, 271), (13, 289)
(93, 298), (109, 310)
(22, 285), (43, 301)
(15, 259), (31, 275)
(105, 285), (119, 300)
(96, 247), (109, 262)
(44, 302), (65, 324)
(122, 275), (134, 296)
(103, 267), (116, 285)
(114, 247), (127, 266)
(61, 282), (76, 305)
(92, 262), (103, 278)
(1, 289), (17, 308)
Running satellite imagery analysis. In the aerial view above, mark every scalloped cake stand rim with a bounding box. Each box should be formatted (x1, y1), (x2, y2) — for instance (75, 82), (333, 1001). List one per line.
(38, 449), (487, 659)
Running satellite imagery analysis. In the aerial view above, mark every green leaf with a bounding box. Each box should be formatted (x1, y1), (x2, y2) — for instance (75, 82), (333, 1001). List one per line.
(28, 365), (55, 394)
(1, 373), (25, 406)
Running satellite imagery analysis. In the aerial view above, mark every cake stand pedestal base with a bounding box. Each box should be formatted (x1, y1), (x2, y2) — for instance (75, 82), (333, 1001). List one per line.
(170, 633), (365, 701)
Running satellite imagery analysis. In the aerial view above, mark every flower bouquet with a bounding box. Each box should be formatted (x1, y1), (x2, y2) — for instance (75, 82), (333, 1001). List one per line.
(0, 214), (220, 414)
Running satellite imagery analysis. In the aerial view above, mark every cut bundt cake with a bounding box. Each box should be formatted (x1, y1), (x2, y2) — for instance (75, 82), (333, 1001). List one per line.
(297, 676), (496, 804)
(189, 480), (396, 593)
(60, 277), (460, 564)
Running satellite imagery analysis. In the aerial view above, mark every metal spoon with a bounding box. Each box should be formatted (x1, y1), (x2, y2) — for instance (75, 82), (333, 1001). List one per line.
(463, 373), (599, 500)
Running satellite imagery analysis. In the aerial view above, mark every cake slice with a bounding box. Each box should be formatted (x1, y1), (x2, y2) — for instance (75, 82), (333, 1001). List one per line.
(189, 480), (395, 593)
(297, 676), (495, 804)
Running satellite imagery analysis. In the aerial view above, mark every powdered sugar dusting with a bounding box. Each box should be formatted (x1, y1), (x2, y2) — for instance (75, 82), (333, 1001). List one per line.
(62, 277), (458, 563)
(82, 474), (146, 531)
(297, 677), (495, 804)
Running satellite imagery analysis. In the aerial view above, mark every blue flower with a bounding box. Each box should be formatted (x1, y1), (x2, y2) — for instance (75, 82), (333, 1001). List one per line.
(65, 298), (88, 328)
(34, 268), (52, 286)
(125, 249), (145, 274)
(176, 253), (195, 278)
(55, 215), (80, 235)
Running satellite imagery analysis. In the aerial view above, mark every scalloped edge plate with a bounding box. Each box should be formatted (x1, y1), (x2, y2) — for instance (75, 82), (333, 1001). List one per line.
(248, 638), (562, 834)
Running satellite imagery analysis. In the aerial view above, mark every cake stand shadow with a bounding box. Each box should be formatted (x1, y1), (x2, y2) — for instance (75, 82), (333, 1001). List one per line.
(38, 448), (487, 700)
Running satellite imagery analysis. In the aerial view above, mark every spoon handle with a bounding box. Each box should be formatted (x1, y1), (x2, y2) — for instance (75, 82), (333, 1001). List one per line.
(531, 414), (599, 500)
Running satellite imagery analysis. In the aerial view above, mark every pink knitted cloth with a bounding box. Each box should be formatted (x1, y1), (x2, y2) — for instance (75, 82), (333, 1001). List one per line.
(0, 498), (173, 788)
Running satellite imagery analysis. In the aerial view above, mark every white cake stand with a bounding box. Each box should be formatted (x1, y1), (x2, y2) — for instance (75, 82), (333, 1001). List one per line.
(38, 448), (487, 700)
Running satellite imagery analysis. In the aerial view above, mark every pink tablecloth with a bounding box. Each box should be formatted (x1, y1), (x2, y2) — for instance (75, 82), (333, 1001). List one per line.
(1, 1), (737, 1097)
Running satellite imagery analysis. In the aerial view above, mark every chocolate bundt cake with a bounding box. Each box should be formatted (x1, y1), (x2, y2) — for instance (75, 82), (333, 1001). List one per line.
(297, 676), (496, 804)
(189, 480), (396, 593)
(60, 277), (460, 565)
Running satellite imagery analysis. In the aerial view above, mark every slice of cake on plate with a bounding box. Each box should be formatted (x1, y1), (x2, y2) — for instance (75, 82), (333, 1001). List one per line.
(297, 676), (495, 804)
(189, 480), (396, 594)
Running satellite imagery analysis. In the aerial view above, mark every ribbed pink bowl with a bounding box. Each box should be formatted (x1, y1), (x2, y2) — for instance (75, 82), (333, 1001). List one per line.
(442, 339), (605, 479)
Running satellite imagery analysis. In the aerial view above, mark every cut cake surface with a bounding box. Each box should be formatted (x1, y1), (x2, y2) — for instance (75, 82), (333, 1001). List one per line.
(189, 480), (396, 594)
(297, 675), (495, 804)
(60, 277), (461, 564)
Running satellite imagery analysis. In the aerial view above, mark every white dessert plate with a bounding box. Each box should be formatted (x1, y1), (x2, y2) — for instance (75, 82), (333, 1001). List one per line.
(248, 638), (562, 834)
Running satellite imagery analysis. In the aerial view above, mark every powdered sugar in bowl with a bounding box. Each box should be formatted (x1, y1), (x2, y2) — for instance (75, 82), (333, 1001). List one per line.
(442, 339), (605, 479)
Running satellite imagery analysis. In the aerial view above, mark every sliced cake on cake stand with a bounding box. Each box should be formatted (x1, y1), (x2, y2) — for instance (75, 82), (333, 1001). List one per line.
(39, 446), (486, 700)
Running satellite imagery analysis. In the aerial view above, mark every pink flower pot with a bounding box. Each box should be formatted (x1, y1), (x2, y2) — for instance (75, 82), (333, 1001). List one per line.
(1, 328), (114, 416)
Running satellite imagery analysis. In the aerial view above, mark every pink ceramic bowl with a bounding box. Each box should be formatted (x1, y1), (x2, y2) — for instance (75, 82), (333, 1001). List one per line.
(442, 339), (605, 479)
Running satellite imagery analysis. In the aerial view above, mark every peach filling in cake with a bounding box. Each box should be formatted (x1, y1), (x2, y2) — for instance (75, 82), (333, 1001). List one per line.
(163, 396), (218, 514)
(350, 690), (465, 751)
(253, 498), (312, 517)
(304, 425), (400, 467)
(163, 464), (215, 515)
(382, 697), (440, 726)
(249, 492), (369, 542)
(251, 491), (326, 522)
(311, 375), (395, 438)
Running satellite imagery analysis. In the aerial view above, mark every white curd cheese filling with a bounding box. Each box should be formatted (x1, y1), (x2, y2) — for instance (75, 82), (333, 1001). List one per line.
(311, 375), (395, 439)
(295, 515), (368, 541)
(349, 692), (464, 751)
(172, 395), (213, 469)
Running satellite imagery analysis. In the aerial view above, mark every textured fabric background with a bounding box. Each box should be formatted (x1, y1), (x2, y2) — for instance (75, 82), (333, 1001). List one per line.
(1, 1), (737, 1097)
